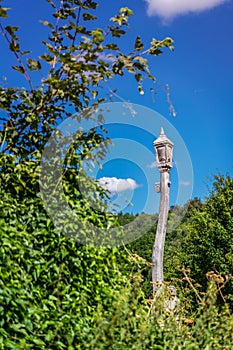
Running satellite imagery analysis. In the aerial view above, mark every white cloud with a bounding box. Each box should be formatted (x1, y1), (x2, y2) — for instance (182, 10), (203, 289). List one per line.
(98, 177), (140, 194)
(147, 160), (176, 168)
(180, 180), (191, 186)
(147, 161), (158, 169)
(145, 0), (230, 20)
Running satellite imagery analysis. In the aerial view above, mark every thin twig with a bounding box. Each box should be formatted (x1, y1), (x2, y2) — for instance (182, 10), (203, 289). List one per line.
(0, 23), (33, 90)
(182, 266), (203, 304)
(51, 0), (63, 70)
(71, 5), (82, 47)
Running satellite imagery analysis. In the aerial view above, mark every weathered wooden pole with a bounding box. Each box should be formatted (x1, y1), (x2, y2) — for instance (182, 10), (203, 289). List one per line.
(152, 127), (174, 295)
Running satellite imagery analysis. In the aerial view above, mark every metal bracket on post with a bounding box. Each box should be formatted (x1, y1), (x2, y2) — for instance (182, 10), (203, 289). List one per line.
(155, 182), (161, 193)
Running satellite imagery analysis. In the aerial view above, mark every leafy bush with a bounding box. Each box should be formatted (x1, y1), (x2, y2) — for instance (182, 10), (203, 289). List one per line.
(180, 174), (233, 308)
(1, 224), (233, 350)
(0, 216), (130, 348)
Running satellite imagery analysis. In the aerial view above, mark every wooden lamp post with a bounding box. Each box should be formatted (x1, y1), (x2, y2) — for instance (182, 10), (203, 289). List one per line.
(152, 127), (174, 295)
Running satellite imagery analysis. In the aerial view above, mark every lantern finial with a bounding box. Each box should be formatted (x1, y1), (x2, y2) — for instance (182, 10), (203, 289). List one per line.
(160, 127), (165, 136)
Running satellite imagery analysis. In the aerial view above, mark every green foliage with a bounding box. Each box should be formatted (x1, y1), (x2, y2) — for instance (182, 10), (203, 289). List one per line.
(1, 226), (232, 350)
(0, 216), (131, 348)
(0, 0), (173, 237)
(124, 178), (233, 311)
(0, 0), (174, 159)
(0, 1), (177, 347)
(0, 0), (174, 234)
(181, 174), (233, 307)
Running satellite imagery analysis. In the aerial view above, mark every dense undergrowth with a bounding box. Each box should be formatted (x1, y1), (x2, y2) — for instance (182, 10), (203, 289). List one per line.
(0, 206), (233, 348)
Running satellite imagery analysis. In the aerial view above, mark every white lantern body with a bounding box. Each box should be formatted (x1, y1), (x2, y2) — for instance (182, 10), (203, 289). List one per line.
(153, 128), (174, 170)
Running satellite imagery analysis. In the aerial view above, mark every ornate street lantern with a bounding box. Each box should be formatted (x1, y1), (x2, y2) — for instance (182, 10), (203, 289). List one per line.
(152, 127), (174, 295)
(153, 127), (173, 170)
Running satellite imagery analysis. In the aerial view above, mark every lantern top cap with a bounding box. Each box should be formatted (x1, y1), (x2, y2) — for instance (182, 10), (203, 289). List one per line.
(153, 127), (174, 147)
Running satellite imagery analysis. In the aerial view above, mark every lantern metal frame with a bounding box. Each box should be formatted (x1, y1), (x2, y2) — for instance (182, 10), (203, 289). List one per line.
(153, 127), (174, 170)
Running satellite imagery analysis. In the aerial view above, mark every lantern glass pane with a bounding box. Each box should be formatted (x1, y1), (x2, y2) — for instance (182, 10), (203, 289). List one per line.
(157, 146), (166, 162)
(167, 146), (172, 163)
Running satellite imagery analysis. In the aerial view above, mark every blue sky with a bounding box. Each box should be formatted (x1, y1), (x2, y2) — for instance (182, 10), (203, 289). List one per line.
(1, 0), (233, 214)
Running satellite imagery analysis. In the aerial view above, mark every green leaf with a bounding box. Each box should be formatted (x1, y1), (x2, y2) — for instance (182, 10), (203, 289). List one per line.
(162, 37), (174, 48)
(12, 65), (25, 74)
(39, 54), (53, 63)
(135, 73), (142, 82)
(134, 36), (144, 51)
(83, 12), (97, 21)
(46, 0), (56, 9)
(138, 84), (144, 95)
(26, 58), (42, 71)
(92, 28), (104, 43)
(92, 90), (98, 99)
(9, 41), (20, 52)
(5, 25), (19, 35)
(110, 28), (126, 38)
(105, 43), (119, 50)
(0, 6), (10, 18)
(21, 50), (31, 55)
(45, 330), (54, 341)
(39, 19), (54, 29)
(120, 7), (133, 16)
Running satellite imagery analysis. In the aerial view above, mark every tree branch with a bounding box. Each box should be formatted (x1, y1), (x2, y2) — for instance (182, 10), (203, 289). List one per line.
(0, 23), (34, 90)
